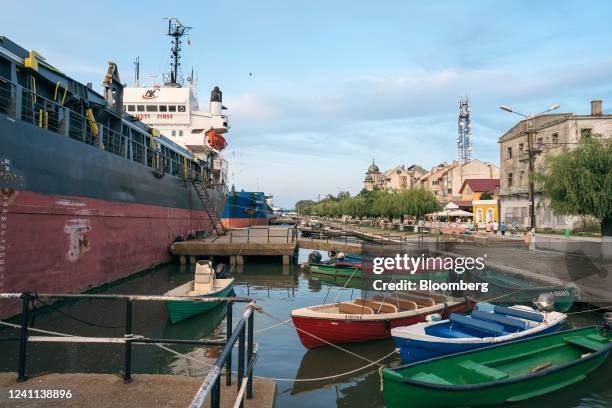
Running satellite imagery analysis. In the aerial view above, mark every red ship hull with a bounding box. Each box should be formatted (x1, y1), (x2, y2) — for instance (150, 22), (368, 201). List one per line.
(0, 190), (213, 318)
(291, 301), (471, 349)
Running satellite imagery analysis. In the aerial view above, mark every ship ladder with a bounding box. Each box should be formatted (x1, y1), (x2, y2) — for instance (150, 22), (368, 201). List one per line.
(191, 181), (227, 235)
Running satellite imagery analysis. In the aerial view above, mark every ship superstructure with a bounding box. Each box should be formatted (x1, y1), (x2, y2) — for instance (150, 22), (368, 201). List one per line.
(123, 18), (229, 186)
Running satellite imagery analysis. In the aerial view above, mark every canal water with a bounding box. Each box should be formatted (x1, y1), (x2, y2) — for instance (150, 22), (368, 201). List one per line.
(0, 249), (611, 408)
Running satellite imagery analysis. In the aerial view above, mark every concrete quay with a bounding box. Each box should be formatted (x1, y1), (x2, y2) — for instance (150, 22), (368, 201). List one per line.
(0, 373), (276, 408)
(171, 226), (297, 265)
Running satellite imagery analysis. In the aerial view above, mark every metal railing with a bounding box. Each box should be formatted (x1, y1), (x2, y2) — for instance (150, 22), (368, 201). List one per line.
(0, 292), (257, 408)
(228, 226), (297, 244)
(0, 76), (201, 181)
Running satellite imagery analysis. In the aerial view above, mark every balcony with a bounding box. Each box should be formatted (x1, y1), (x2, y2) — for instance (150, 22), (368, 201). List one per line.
(498, 186), (529, 196)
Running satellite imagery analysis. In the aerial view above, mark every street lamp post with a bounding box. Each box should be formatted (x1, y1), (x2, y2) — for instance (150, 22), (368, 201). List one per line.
(499, 104), (560, 231)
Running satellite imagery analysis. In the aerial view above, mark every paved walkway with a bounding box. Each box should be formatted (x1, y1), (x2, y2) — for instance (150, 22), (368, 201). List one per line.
(0, 373), (276, 408)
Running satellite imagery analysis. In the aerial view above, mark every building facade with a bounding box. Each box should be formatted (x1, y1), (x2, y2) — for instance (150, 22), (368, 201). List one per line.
(418, 160), (499, 202)
(498, 100), (612, 230)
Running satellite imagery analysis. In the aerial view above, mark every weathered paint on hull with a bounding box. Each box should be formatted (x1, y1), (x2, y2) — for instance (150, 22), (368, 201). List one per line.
(291, 302), (471, 349)
(221, 217), (271, 229)
(166, 285), (234, 323)
(0, 190), (213, 318)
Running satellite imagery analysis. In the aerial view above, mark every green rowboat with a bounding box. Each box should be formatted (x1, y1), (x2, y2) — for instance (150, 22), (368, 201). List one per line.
(165, 260), (234, 323)
(308, 264), (450, 283)
(308, 264), (363, 278)
(383, 326), (611, 407)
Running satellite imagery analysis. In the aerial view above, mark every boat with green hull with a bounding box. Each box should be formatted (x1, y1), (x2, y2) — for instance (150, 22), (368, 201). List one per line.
(165, 261), (234, 323)
(382, 326), (611, 407)
(308, 263), (450, 283)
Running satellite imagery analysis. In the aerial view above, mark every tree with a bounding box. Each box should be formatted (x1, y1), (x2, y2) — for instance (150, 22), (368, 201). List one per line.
(295, 200), (315, 215)
(535, 137), (612, 239)
(337, 191), (351, 200)
(479, 191), (493, 200)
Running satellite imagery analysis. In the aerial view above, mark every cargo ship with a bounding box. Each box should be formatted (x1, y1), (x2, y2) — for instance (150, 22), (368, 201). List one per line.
(0, 20), (229, 317)
(221, 189), (275, 228)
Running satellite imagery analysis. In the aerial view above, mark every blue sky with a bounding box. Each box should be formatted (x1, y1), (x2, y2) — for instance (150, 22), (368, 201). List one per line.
(4, 1), (612, 207)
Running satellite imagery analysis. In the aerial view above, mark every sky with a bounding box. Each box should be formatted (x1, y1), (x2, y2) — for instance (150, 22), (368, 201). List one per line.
(4, 1), (612, 207)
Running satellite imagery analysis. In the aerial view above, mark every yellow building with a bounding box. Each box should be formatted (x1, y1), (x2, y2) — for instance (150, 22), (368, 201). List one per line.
(472, 199), (499, 226)
(459, 179), (500, 201)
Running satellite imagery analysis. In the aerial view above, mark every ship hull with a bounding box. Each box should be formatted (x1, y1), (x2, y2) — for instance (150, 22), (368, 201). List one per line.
(0, 113), (226, 317)
(221, 191), (274, 229)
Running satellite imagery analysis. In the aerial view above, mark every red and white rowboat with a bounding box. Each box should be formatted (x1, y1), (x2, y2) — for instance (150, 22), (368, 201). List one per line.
(291, 292), (473, 349)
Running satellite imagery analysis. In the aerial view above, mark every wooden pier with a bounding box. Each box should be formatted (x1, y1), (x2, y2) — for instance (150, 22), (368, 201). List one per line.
(171, 226), (298, 265)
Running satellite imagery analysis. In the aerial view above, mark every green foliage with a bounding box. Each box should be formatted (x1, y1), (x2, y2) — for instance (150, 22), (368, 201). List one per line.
(299, 188), (440, 220)
(479, 191), (493, 200)
(535, 137), (612, 234)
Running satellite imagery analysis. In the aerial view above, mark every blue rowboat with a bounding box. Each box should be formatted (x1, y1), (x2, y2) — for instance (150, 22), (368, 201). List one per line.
(392, 302), (566, 364)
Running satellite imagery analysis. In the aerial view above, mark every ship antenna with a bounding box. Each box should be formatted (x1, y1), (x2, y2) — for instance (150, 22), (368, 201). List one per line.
(162, 17), (192, 87)
(134, 56), (140, 87)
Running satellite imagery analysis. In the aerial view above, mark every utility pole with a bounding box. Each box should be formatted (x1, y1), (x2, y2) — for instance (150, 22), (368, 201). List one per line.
(500, 104), (560, 231)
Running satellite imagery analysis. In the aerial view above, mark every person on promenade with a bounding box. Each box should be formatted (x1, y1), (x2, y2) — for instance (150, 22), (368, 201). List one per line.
(500, 221), (507, 237)
(511, 220), (518, 236)
(493, 220), (499, 235)
(486, 221), (492, 233)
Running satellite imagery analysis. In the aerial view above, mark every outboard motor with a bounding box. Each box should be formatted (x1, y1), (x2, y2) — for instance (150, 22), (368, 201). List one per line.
(603, 312), (612, 329)
(534, 293), (555, 312)
(425, 313), (442, 323)
(215, 263), (228, 279)
(308, 251), (323, 265)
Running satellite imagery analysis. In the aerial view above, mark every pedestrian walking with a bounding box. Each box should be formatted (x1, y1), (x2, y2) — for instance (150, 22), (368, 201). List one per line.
(493, 220), (499, 235)
(500, 221), (506, 236)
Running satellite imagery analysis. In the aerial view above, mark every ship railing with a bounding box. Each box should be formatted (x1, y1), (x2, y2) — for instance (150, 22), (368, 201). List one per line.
(0, 75), (201, 182)
(0, 292), (258, 408)
(229, 226), (297, 244)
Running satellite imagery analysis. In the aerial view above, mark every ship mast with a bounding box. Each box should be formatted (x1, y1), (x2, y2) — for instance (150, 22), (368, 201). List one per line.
(163, 17), (191, 87)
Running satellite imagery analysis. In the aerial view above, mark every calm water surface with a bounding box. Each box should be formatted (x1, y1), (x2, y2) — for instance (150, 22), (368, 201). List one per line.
(0, 249), (610, 408)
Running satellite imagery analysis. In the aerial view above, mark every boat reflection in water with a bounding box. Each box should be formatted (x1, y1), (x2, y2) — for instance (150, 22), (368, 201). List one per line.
(291, 339), (398, 407)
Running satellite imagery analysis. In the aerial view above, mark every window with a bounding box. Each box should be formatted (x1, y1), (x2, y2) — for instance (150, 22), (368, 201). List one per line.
(518, 143), (524, 151)
(581, 128), (592, 139)
(507, 147), (512, 159)
(146, 105), (158, 112)
(171, 130), (176, 136)
(520, 170), (525, 186)
(127, 105), (135, 111)
(178, 130), (183, 136)
(159, 105), (168, 112)
(178, 105), (186, 112)
(552, 133), (559, 147)
(136, 105), (145, 112)
(507, 172), (513, 188)
(168, 105), (177, 112)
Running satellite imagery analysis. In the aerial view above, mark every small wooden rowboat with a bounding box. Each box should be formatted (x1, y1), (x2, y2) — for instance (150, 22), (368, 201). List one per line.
(392, 302), (567, 363)
(165, 260), (234, 323)
(383, 326), (611, 408)
(291, 292), (472, 348)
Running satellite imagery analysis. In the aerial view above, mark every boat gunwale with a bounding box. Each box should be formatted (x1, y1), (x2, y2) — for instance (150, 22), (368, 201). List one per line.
(386, 325), (611, 391)
(164, 278), (235, 298)
(390, 309), (567, 345)
(291, 299), (466, 321)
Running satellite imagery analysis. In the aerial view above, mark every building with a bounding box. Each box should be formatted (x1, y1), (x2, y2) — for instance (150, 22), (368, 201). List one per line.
(459, 179), (500, 201)
(383, 164), (428, 190)
(418, 160), (499, 202)
(498, 100), (612, 230)
(473, 199), (499, 226)
(364, 161), (426, 191)
(363, 161), (385, 191)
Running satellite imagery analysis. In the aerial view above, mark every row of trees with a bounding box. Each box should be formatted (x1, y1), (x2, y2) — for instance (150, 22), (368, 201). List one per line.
(296, 188), (440, 222)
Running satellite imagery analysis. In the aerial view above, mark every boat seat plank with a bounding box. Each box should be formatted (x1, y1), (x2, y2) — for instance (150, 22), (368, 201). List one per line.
(450, 313), (505, 336)
(564, 336), (608, 352)
(372, 296), (417, 311)
(354, 299), (398, 314)
(494, 305), (544, 322)
(339, 302), (374, 315)
(471, 310), (526, 331)
(410, 372), (452, 385)
(458, 360), (509, 381)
